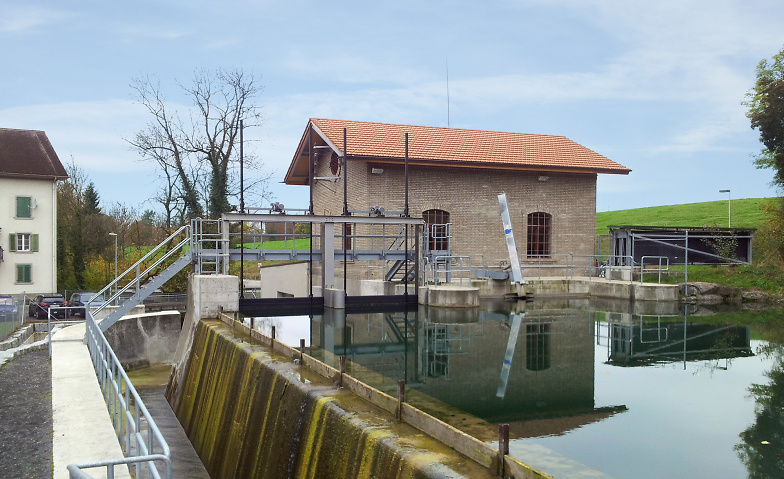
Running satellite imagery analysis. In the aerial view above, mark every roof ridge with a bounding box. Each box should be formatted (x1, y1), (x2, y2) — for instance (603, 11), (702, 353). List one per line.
(310, 118), (568, 139)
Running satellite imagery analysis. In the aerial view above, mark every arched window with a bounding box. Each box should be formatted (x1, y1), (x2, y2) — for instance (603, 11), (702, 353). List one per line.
(527, 212), (551, 258)
(423, 209), (450, 251)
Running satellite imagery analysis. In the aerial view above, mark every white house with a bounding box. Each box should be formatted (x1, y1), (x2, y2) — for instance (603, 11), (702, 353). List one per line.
(0, 128), (68, 295)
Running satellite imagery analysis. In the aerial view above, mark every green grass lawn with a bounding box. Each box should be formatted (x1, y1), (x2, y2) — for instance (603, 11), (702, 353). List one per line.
(242, 238), (311, 249)
(596, 197), (779, 235)
(597, 197), (784, 293)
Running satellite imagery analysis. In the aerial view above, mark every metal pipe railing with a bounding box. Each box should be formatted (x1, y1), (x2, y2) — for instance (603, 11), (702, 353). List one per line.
(69, 310), (172, 478)
(92, 224), (191, 316)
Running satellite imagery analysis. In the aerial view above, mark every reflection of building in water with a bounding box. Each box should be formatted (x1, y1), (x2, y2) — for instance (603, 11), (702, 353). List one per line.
(310, 304), (613, 428)
(604, 313), (754, 366)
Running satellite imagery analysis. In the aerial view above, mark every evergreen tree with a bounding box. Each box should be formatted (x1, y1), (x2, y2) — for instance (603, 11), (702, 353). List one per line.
(84, 182), (101, 216)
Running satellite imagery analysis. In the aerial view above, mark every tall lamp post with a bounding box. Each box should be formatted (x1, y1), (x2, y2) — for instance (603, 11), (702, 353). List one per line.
(108, 232), (118, 303)
(719, 190), (731, 228)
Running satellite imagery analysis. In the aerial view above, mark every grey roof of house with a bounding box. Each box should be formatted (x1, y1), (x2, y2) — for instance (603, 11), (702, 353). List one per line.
(0, 128), (68, 180)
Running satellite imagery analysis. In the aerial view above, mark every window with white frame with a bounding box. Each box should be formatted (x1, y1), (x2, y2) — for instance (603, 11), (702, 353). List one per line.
(9, 233), (38, 252)
(17, 233), (31, 252)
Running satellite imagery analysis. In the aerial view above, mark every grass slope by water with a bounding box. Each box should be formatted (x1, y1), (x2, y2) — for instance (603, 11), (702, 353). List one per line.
(596, 197), (778, 235)
(596, 197), (784, 295)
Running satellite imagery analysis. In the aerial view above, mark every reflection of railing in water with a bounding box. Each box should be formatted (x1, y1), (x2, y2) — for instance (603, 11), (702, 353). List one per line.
(602, 316), (753, 367)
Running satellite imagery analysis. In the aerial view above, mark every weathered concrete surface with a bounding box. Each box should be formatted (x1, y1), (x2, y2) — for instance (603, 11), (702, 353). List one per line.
(103, 311), (182, 370)
(522, 277), (679, 302)
(255, 261), (309, 297)
(170, 274), (238, 405)
(420, 285), (480, 307)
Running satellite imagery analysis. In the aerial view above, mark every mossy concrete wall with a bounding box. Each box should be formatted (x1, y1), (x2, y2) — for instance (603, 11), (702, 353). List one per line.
(169, 320), (503, 479)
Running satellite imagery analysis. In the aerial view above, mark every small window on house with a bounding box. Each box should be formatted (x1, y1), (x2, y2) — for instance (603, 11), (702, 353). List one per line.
(527, 212), (551, 258)
(16, 196), (32, 218)
(423, 209), (450, 251)
(16, 264), (32, 284)
(9, 233), (38, 252)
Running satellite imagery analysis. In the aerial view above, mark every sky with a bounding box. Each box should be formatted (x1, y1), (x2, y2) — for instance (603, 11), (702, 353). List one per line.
(2, 0), (783, 214)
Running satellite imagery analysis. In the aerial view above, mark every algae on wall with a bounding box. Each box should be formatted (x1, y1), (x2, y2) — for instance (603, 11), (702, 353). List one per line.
(167, 320), (499, 479)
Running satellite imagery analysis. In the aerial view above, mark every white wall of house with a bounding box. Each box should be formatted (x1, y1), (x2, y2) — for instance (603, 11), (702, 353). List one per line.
(0, 177), (58, 295)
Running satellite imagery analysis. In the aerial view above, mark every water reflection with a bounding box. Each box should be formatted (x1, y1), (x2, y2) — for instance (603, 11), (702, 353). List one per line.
(604, 313), (754, 367)
(735, 343), (784, 479)
(246, 299), (784, 478)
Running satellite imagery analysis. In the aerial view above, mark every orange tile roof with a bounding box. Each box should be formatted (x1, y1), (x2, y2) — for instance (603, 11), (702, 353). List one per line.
(285, 118), (630, 184)
(315, 118), (628, 171)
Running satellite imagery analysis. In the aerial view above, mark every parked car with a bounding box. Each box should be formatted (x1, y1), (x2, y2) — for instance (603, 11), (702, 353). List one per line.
(0, 295), (17, 322)
(67, 292), (106, 318)
(28, 294), (67, 319)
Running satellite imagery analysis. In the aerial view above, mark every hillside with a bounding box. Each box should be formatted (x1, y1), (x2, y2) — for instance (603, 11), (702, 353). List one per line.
(596, 197), (779, 235)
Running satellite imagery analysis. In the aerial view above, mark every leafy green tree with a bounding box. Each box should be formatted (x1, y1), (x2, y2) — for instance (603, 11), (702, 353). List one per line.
(745, 46), (784, 189)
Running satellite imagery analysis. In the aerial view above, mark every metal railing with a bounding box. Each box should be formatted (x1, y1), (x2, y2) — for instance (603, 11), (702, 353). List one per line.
(514, 254), (646, 282)
(427, 255), (485, 285)
(640, 256), (670, 284)
(69, 310), (172, 478)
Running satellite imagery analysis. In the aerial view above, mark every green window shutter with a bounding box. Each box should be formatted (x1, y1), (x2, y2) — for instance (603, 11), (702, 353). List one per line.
(31, 234), (39, 252)
(16, 264), (31, 283)
(16, 197), (31, 218)
(8, 233), (16, 252)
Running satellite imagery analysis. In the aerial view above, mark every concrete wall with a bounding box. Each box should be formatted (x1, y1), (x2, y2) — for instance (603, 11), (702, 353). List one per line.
(255, 261), (309, 297)
(0, 177), (58, 295)
(103, 311), (182, 370)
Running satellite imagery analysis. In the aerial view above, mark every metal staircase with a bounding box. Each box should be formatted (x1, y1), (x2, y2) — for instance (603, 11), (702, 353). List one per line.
(92, 224), (194, 332)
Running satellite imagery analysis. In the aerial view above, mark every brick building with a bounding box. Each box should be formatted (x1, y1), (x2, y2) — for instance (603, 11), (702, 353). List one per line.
(284, 118), (630, 278)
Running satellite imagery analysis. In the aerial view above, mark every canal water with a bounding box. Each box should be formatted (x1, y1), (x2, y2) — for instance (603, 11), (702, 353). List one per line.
(245, 298), (784, 479)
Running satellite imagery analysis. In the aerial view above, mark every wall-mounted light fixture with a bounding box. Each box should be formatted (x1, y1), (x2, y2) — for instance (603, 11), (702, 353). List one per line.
(538, 175), (549, 182)
(371, 168), (384, 174)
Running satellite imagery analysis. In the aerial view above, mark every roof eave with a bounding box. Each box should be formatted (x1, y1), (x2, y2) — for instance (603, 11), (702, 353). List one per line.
(348, 155), (632, 175)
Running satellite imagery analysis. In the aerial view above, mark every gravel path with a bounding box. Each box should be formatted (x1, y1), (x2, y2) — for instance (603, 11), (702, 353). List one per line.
(0, 349), (53, 478)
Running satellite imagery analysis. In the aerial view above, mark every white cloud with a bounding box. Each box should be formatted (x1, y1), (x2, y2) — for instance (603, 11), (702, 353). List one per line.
(0, 4), (72, 32)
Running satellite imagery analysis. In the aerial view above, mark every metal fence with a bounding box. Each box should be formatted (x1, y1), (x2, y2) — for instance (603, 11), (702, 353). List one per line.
(66, 311), (172, 479)
(422, 253), (673, 285)
(0, 293), (25, 342)
(427, 255), (486, 286)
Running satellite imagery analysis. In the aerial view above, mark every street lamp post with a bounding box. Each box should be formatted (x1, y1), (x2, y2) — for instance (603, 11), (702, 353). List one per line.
(719, 190), (731, 228)
(109, 232), (118, 303)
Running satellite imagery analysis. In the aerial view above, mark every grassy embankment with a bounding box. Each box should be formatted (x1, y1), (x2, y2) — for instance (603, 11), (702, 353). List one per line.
(597, 197), (784, 294)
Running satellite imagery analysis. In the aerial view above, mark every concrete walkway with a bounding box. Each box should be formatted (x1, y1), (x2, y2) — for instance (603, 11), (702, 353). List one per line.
(50, 322), (209, 479)
(51, 322), (131, 479)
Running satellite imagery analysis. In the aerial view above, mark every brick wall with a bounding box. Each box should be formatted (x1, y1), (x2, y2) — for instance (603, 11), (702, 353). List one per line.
(312, 160), (597, 277)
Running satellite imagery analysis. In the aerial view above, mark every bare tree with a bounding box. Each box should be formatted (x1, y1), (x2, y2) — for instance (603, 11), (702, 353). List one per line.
(128, 68), (270, 222)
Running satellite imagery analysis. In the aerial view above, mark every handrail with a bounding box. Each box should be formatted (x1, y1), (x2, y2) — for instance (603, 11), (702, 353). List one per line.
(92, 224), (191, 316)
(72, 310), (172, 478)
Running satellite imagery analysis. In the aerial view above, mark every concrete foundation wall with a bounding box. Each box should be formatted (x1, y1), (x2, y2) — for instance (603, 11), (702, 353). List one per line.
(255, 261), (309, 298)
(103, 311), (182, 370)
